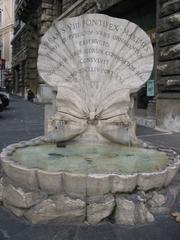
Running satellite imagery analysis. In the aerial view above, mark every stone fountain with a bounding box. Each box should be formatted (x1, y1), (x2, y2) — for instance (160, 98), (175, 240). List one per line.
(0, 14), (180, 225)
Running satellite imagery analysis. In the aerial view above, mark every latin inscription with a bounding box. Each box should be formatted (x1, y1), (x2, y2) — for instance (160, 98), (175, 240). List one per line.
(64, 67), (121, 82)
(39, 15), (153, 86)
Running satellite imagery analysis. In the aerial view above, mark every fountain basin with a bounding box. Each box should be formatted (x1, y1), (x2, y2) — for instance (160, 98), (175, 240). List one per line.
(12, 143), (169, 174)
(0, 138), (180, 224)
(1, 140), (179, 193)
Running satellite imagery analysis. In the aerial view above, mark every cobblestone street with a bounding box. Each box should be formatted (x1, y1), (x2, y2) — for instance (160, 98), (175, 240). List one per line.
(0, 96), (179, 240)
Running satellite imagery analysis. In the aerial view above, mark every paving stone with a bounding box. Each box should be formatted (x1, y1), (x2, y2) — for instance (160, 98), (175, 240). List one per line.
(8, 225), (77, 240)
(74, 224), (117, 240)
(0, 207), (30, 239)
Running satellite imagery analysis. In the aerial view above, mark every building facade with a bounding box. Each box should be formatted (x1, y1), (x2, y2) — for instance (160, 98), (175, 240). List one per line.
(156, 0), (180, 132)
(12, 0), (180, 132)
(0, 0), (14, 87)
(12, 0), (61, 95)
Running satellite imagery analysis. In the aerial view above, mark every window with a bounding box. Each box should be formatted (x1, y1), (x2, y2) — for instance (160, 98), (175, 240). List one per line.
(0, 9), (2, 27)
(0, 39), (2, 59)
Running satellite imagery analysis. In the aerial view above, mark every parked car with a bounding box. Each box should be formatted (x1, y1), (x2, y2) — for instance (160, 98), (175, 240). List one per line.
(0, 89), (9, 107)
(0, 98), (3, 112)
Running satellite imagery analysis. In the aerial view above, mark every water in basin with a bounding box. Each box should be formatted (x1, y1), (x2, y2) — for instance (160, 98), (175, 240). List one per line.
(12, 143), (169, 174)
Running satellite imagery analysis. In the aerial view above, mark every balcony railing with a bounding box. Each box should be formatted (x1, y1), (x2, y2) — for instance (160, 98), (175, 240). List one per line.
(15, 0), (30, 13)
(15, 0), (26, 8)
(15, 0), (41, 21)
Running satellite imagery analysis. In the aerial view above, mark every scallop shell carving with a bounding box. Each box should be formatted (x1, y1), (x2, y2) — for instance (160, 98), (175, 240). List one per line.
(38, 14), (154, 144)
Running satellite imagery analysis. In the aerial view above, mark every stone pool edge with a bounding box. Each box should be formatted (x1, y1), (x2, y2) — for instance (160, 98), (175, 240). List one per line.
(0, 138), (180, 225)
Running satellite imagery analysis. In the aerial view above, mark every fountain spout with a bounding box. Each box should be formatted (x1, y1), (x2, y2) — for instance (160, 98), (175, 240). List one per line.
(89, 112), (95, 120)
(87, 112), (98, 125)
(56, 120), (66, 147)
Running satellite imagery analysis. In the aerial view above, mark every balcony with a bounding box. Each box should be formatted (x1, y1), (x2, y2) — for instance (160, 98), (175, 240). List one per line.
(15, 0), (30, 11)
(15, 0), (41, 22)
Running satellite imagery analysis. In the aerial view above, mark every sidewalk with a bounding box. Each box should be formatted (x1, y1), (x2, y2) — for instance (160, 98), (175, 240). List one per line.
(137, 125), (180, 153)
(0, 95), (179, 240)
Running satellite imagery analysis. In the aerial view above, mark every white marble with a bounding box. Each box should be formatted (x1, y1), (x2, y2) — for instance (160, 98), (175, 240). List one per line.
(1, 140), (179, 224)
(38, 14), (154, 145)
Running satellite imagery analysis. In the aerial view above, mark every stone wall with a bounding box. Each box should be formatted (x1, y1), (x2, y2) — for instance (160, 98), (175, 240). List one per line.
(156, 0), (180, 131)
(12, 24), (26, 94)
(58, 0), (123, 20)
(12, 0), (62, 95)
(0, 0), (14, 69)
(62, 0), (77, 12)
